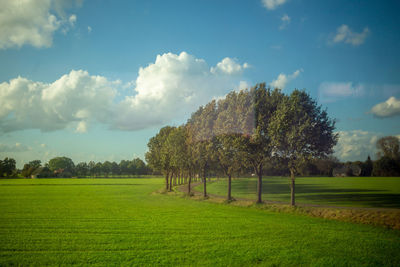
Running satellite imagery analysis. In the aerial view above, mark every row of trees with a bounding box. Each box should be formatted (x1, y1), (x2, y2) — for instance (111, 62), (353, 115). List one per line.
(146, 84), (338, 206)
(17, 157), (151, 178)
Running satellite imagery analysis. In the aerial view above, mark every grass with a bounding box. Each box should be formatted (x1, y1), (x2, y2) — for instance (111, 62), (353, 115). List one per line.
(199, 176), (400, 208)
(0, 178), (399, 266)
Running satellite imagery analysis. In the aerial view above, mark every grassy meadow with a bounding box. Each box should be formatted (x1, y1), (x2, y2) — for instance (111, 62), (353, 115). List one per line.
(0, 178), (399, 266)
(200, 176), (400, 208)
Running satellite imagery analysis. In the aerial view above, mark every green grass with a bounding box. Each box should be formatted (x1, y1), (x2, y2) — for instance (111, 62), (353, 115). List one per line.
(200, 176), (400, 208)
(0, 178), (399, 266)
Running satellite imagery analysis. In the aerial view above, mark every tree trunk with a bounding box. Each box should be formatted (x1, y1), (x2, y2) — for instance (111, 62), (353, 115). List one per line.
(188, 175), (192, 195)
(290, 169), (295, 206)
(165, 172), (169, 190)
(257, 172), (262, 203)
(169, 172), (173, 192)
(256, 163), (263, 203)
(203, 170), (207, 197)
(227, 174), (232, 200)
(173, 174), (176, 186)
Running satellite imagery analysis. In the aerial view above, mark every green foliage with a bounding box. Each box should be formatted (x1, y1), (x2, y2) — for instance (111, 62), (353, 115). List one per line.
(0, 178), (399, 266)
(0, 157), (17, 177)
(48, 156), (75, 177)
(372, 156), (400, 177)
(376, 136), (400, 160)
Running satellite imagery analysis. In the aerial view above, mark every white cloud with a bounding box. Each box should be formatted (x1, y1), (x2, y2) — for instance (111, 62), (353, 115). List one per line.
(115, 52), (249, 130)
(211, 57), (249, 75)
(0, 70), (116, 132)
(371, 96), (400, 118)
(262, 0), (287, 10)
(330, 24), (370, 46)
(0, 0), (78, 49)
(87, 26), (92, 33)
(68, 14), (77, 26)
(270, 69), (302, 90)
(318, 82), (364, 102)
(0, 143), (31, 152)
(279, 14), (291, 30)
(0, 52), (249, 132)
(334, 130), (381, 161)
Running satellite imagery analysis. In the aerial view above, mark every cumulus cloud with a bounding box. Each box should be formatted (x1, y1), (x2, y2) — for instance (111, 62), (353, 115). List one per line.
(0, 70), (116, 132)
(211, 57), (249, 75)
(318, 82), (364, 103)
(330, 24), (370, 46)
(371, 96), (400, 118)
(115, 52), (249, 130)
(270, 69), (302, 90)
(279, 14), (291, 30)
(0, 0), (78, 49)
(0, 143), (31, 152)
(334, 130), (380, 161)
(262, 0), (287, 10)
(0, 52), (250, 132)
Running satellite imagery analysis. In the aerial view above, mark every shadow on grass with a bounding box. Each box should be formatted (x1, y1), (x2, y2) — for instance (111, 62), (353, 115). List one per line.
(0, 184), (142, 186)
(227, 180), (400, 208)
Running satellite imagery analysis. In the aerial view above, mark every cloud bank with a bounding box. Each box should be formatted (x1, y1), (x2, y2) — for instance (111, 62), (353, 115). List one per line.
(0, 52), (249, 133)
(371, 96), (400, 118)
(0, 0), (78, 49)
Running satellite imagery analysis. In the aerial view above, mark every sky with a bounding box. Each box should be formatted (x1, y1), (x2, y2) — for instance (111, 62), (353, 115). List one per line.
(1, 0), (400, 168)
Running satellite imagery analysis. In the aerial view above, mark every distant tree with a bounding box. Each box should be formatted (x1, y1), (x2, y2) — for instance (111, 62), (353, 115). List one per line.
(102, 161), (112, 177)
(372, 156), (400, 177)
(94, 162), (103, 177)
(360, 156), (373, 177)
(376, 136), (400, 160)
(119, 160), (130, 176)
(75, 162), (88, 177)
(48, 157), (75, 177)
(111, 162), (120, 177)
(21, 160), (42, 178)
(270, 90), (337, 206)
(0, 157), (17, 177)
(88, 161), (96, 177)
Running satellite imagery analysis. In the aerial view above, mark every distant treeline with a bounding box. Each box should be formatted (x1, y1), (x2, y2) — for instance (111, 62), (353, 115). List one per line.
(0, 157), (153, 178)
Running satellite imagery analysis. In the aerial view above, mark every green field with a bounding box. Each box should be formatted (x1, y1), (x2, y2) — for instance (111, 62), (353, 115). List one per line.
(1, 178), (399, 266)
(199, 177), (400, 208)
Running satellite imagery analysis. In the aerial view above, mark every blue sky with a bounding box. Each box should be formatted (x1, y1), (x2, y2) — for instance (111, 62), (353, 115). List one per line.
(1, 0), (400, 167)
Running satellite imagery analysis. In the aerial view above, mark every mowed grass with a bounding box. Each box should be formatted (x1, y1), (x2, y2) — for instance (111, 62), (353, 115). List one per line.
(201, 177), (400, 208)
(0, 178), (399, 266)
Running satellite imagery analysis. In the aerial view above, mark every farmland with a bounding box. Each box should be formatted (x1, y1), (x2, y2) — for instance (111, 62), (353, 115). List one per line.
(0, 178), (399, 266)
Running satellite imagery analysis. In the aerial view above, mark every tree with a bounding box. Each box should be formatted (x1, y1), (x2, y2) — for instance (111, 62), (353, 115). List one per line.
(187, 100), (218, 197)
(361, 156), (373, 177)
(146, 126), (175, 190)
(75, 162), (88, 177)
(48, 157), (75, 177)
(372, 156), (400, 177)
(240, 85), (284, 203)
(270, 89), (337, 206)
(102, 161), (112, 177)
(376, 136), (400, 160)
(21, 160), (42, 178)
(0, 157), (16, 177)
(111, 162), (120, 177)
